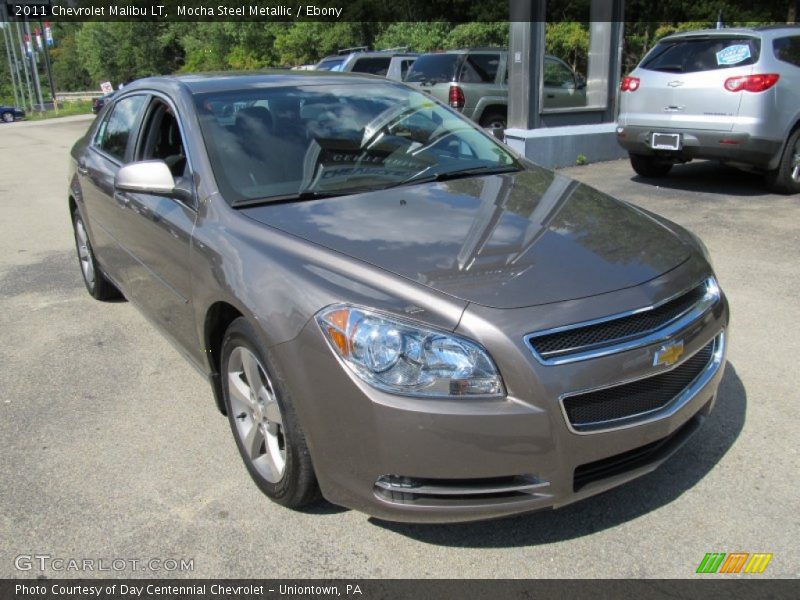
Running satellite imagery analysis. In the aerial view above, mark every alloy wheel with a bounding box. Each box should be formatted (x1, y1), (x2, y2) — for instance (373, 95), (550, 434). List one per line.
(791, 139), (800, 183)
(227, 346), (286, 483)
(75, 218), (95, 288)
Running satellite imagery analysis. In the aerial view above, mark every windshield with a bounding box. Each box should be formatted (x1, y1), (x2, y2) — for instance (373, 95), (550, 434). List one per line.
(640, 37), (760, 73)
(193, 82), (519, 205)
(315, 58), (346, 71)
(405, 54), (461, 83)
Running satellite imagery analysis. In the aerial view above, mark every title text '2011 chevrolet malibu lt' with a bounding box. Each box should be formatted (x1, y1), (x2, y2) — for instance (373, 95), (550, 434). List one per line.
(69, 72), (729, 523)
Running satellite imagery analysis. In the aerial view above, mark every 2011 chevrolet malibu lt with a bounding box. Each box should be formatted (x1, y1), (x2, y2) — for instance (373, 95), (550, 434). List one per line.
(69, 72), (729, 523)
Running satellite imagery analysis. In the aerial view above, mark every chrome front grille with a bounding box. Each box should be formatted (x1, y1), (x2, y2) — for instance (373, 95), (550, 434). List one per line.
(561, 334), (724, 433)
(526, 278), (720, 365)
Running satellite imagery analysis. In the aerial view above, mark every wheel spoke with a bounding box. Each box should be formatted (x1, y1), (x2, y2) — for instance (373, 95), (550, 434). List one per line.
(264, 399), (282, 425)
(227, 370), (255, 412)
(241, 350), (262, 390)
(242, 422), (265, 459)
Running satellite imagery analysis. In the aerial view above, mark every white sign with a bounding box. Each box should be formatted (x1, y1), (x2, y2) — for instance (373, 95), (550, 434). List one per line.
(100, 81), (113, 94)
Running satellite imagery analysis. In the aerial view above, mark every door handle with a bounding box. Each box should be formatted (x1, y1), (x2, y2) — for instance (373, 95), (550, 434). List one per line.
(77, 162), (88, 175)
(546, 94), (556, 98)
(113, 191), (130, 206)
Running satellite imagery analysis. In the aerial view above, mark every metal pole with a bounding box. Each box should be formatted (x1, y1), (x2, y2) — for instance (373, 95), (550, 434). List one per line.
(22, 19), (43, 109)
(2, 22), (22, 108)
(38, 18), (57, 110)
(14, 21), (34, 112)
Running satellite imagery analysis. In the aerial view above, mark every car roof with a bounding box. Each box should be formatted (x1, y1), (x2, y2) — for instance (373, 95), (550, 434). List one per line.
(120, 70), (394, 95)
(663, 25), (800, 41)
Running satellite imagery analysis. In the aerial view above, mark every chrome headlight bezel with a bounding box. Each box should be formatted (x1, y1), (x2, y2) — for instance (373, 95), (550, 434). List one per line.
(315, 304), (505, 399)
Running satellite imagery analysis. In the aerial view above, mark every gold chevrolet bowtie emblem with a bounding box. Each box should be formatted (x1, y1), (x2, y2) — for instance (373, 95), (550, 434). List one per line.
(654, 340), (685, 367)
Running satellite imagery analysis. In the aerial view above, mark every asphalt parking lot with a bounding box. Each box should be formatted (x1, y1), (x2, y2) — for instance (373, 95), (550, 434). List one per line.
(1, 116), (798, 579)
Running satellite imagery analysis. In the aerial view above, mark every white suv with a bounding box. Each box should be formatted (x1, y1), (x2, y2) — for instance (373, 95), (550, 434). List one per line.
(617, 26), (800, 193)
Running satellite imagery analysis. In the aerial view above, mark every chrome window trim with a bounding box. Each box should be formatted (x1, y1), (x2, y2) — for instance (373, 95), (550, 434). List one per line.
(525, 277), (720, 366)
(559, 331), (725, 435)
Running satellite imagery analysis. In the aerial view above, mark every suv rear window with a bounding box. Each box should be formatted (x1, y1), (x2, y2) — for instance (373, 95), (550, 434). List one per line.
(405, 54), (460, 83)
(351, 57), (391, 76)
(316, 58), (345, 71)
(641, 37), (760, 73)
(774, 36), (800, 67)
(459, 53), (500, 83)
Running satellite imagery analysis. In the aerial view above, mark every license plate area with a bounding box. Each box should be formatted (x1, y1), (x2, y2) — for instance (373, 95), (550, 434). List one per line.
(651, 133), (681, 151)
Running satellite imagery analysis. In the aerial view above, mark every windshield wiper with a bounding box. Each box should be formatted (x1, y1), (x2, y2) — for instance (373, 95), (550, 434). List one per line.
(232, 189), (355, 208)
(393, 164), (521, 188)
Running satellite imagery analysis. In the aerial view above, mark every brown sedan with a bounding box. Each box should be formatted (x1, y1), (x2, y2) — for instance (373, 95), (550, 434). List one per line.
(69, 72), (729, 522)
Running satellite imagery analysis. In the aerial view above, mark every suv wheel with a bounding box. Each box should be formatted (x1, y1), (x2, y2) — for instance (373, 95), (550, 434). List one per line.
(479, 110), (507, 131)
(765, 129), (800, 194)
(2, 112), (14, 123)
(221, 317), (320, 508)
(71, 210), (123, 301)
(629, 153), (673, 178)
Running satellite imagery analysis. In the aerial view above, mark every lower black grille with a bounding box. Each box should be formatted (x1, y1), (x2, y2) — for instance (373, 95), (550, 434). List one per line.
(563, 339), (715, 431)
(574, 413), (702, 492)
(529, 282), (708, 359)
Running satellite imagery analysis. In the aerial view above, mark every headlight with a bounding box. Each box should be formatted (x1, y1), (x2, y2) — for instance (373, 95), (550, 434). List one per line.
(316, 305), (505, 398)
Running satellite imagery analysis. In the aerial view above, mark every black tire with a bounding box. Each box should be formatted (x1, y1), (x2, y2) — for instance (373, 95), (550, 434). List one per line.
(221, 317), (320, 508)
(629, 153), (673, 178)
(2, 112), (14, 123)
(71, 209), (123, 301)
(765, 128), (800, 194)
(479, 109), (507, 131)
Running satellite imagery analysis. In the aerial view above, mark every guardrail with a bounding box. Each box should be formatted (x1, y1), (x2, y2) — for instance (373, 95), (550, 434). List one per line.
(55, 91), (103, 101)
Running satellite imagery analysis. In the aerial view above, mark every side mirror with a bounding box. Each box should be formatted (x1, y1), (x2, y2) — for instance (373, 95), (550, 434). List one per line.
(115, 160), (193, 203)
(115, 160), (176, 195)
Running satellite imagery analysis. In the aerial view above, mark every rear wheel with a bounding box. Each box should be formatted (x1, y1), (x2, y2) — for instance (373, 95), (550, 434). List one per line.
(2, 112), (14, 123)
(479, 109), (507, 131)
(629, 153), (673, 178)
(221, 318), (320, 508)
(765, 129), (800, 194)
(71, 210), (122, 301)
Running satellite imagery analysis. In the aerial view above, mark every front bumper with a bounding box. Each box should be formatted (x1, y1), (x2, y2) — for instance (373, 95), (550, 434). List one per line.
(272, 269), (729, 523)
(616, 124), (782, 170)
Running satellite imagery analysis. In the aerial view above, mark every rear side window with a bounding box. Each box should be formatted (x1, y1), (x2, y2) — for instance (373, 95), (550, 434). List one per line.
(351, 57), (391, 76)
(774, 36), (800, 67)
(94, 95), (146, 161)
(316, 58), (345, 71)
(460, 53), (501, 83)
(400, 59), (415, 80)
(641, 38), (760, 73)
(405, 54), (461, 83)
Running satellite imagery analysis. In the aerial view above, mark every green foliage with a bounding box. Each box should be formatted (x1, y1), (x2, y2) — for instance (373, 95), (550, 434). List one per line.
(545, 22), (589, 72)
(25, 100), (93, 120)
(374, 22), (451, 53)
(445, 22), (508, 49)
(576, 153), (587, 166)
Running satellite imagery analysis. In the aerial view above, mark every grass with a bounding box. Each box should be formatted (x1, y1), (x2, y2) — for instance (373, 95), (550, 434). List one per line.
(24, 100), (94, 121)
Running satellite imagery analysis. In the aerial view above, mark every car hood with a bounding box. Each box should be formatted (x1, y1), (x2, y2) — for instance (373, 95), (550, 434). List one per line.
(241, 167), (691, 309)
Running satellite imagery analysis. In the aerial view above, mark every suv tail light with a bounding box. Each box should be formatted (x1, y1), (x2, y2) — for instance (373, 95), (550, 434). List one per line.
(620, 77), (640, 92)
(724, 73), (780, 92)
(448, 85), (465, 109)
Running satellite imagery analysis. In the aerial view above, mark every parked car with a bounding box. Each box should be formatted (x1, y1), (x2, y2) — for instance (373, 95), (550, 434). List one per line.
(314, 47), (418, 81)
(69, 72), (728, 523)
(91, 92), (115, 114)
(405, 49), (586, 130)
(1, 105), (25, 123)
(617, 25), (800, 193)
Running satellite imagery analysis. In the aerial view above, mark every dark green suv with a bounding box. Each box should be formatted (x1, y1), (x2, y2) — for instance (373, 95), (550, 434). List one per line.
(405, 49), (586, 130)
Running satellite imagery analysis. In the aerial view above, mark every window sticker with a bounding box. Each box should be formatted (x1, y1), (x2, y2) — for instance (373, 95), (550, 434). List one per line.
(716, 44), (751, 66)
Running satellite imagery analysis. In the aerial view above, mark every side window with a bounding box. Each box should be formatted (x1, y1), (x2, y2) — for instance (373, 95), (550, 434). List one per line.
(774, 36), (800, 67)
(544, 59), (575, 88)
(137, 100), (188, 178)
(351, 57), (391, 76)
(400, 59), (414, 80)
(94, 95), (146, 161)
(460, 54), (500, 83)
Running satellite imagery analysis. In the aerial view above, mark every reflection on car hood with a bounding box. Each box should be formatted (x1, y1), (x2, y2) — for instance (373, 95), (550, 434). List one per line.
(241, 167), (692, 308)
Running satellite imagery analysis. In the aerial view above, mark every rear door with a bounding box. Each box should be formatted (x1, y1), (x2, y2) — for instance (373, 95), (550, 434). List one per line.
(626, 35), (760, 131)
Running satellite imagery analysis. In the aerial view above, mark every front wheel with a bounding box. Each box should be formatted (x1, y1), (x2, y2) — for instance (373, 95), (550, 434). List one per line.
(479, 110), (507, 131)
(2, 112), (14, 123)
(765, 129), (800, 194)
(221, 318), (320, 508)
(629, 153), (673, 178)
